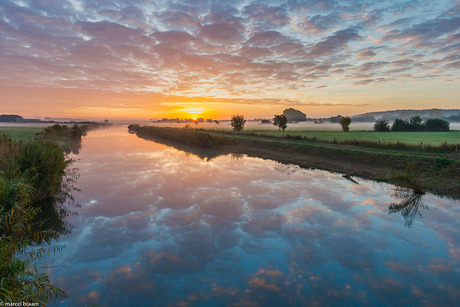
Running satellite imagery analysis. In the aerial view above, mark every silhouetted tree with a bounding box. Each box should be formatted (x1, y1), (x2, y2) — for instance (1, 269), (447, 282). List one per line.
(409, 116), (424, 131)
(230, 114), (246, 132)
(391, 118), (409, 131)
(389, 188), (427, 228)
(374, 119), (390, 132)
(273, 114), (287, 131)
(425, 118), (450, 131)
(339, 116), (352, 132)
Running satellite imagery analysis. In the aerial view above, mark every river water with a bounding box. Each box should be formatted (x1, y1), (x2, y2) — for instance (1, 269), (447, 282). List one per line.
(44, 126), (460, 306)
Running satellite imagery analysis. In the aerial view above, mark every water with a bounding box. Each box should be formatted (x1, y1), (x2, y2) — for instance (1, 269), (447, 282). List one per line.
(44, 126), (460, 306)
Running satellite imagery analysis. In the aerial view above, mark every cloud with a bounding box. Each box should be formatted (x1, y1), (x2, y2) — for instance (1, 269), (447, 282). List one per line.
(309, 28), (362, 57)
(0, 0), (459, 115)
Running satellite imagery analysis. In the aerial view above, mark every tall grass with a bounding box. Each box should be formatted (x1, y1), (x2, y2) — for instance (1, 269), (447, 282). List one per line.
(0, 133), (71, 303)
(37, 124), (86, 154)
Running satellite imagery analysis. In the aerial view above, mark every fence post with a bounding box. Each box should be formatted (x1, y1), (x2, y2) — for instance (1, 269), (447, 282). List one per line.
(420, 142), (423, 149)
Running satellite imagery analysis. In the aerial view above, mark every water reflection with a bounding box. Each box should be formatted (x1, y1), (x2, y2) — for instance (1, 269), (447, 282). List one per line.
(389, 188), (429, 228)
(135, 131), (229, 161)
(33, 166), (80, 243)
(43, 127), (460, 306)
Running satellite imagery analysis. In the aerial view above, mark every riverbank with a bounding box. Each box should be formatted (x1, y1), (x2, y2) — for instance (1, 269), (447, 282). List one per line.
(128, 125), (460, 198)
(0, 124), (90, 303)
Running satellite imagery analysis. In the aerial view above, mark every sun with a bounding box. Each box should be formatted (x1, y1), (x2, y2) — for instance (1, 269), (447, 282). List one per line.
(192, 116), (197, 121)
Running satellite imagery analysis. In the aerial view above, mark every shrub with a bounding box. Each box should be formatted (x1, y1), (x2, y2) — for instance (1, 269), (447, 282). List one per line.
(425, 118), (450, 131)
(16, 140), (68, 201)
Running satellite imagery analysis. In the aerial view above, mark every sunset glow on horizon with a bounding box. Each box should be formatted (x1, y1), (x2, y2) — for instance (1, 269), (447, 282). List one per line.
(0, 0), (459, 120)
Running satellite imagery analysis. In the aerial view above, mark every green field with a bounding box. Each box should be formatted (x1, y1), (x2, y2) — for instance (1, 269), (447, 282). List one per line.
(0, 127), (43, 141)
(229, 130), (460, 146)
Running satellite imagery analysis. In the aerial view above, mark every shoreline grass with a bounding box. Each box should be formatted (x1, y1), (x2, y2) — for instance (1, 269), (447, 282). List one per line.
(0, 124), (90, 303)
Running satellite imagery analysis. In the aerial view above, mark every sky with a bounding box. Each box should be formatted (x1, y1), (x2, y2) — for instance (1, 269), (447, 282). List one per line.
(0, 0), (459, 119)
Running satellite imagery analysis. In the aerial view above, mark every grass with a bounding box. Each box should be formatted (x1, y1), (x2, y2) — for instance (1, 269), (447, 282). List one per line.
(219, 130), (460, 146)
(0, 126), (87, 303)
(0, 127), (43, 141)
(129, 125), (236, 148)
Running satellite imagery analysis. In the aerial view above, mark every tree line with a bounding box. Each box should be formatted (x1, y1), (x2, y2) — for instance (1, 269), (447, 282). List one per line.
(374, 116), (450, 132)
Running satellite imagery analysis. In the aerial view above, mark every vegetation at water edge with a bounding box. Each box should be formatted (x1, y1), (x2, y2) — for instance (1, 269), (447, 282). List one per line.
(0, 127), (81, 303)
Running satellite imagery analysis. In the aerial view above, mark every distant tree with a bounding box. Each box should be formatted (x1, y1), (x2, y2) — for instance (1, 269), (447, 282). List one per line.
(409, 116), (424, 131)
(283, 108), (306, 122)
(374, 119), (390, 132)
(448, 114), (460, 122)
(273, 114), (287, 131)
(391, 118), (409, 131)
(329, 115), (342, 123)
(425, 118), (450, 131)
(261, 119), (271, 124)
(230, 114), (246, 132)
(339, 116), (352, 132)
(0, 114), (23, 122)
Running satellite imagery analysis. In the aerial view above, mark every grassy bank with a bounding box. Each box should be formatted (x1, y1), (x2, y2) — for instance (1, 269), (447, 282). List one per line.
(129, 124), (236, 148)
(130, 125), (460, 198)
(217, 130), (460, 147)
(0, 124), (86, 303)
(0, 126), (43, 141)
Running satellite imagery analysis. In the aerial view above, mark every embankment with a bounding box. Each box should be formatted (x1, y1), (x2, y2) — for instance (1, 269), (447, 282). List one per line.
(128, 125), (460, 198)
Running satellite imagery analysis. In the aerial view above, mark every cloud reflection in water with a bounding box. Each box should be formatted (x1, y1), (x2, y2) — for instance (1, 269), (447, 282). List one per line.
(47, 127), (460, 306)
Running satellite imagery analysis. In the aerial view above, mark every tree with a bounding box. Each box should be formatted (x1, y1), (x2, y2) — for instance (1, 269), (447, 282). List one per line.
(230, 114), (246, 132)
(273, 114), (287, 131)
(425, 118), (450, 131)
(374, 119), (390, 132)
(329, 115), (342, 123)
(391, 118), (409, 131)
(339, 116), (352, 132)
(283, 108), (306, 122)
(409, 116), (424, 131)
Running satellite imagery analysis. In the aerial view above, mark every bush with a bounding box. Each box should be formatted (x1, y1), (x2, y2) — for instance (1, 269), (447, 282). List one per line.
(425, 118), (450, 131)
(374, 119), (390, 132)
(16, 140), (68, 201)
